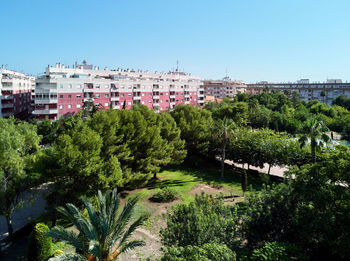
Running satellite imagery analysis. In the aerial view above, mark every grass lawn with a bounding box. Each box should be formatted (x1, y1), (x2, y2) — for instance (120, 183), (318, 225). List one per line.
(127, 163), (267, 226)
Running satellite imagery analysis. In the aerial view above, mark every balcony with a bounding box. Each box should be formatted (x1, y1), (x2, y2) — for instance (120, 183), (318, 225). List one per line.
(83, 88), (94, 93)
(153, 95), (159, 99)
(33, 109), (58, 115)
(2, 95), (13, 99)
(170, 95), (175, 99)
(110, 97), (120, 101)
(153, 103), (159, 107)
(113, 105), (120, 110)
(35, 98), (58, 104)
(184, 101), (190, 105)
(83, 97), (94, 102)
(111, 88), (119, 92)
(133, 96), (141, 100)
(1, 103), (14, 108)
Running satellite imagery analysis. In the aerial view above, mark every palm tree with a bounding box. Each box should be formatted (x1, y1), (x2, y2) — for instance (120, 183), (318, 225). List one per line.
(213, 117), (237, 179)
(299, 118), (330, 163)
(47, 189), (148, 261)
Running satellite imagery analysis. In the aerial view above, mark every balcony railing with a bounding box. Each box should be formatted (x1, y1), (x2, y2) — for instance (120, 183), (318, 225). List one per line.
(110, 97), (120, 101)
(33, 109), (58, 115)
(1, 103), (14, 108)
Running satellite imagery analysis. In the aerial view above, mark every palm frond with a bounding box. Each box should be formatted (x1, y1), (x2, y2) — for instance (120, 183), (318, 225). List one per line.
(47, 226), (87, 253)
(48, 253), (86, 261)
(119, 240), (146, 254)
(116, 214), (149, 248)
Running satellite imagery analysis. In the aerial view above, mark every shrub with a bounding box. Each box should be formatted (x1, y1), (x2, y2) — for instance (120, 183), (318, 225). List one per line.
(150, 187), (178, 202)
(160, 193), (239, 250)
(27, 223), (52, 261)
(251, 241), (308, 261)
(52, 249), (64, 256)
(160, 243), (236, 261)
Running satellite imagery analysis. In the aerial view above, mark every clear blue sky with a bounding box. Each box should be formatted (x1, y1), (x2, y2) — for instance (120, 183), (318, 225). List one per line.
(1, 0), (349, 82)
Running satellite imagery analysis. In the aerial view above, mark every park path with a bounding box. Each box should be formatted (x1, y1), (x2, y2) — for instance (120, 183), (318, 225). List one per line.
(225, 159), (288, 178)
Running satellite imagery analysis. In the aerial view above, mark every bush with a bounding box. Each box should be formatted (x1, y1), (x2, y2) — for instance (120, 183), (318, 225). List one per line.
(160, 193), (239, 250)
(251, 242), (307, 261)
(160, 243), (236, 261)
(150, 187), (178, 202)
(52, 249), (64, 256)
(27, 223), (52, 261)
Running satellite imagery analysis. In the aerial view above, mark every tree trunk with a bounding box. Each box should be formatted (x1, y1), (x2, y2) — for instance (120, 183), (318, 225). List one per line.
(220, 142), (226, 179)
(268, 164), (271, 175)
(6, 215), (13, 238)
(311, 143), (316, 163)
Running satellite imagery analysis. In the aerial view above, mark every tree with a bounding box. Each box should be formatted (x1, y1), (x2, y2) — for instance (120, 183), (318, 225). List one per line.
(298, 118), (330, 163)
(171, 105), (213, 158)
(213, 118), (237, 179)
(47, 189), (148, 261)
(0, 118), (40, 238)
(160, 193), (239, 250)
(241, 170), (247, 196)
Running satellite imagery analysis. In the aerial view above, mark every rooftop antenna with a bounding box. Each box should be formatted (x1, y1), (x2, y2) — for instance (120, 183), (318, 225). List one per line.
(225, 67), (228, 78)
(176, 60), (179, 72)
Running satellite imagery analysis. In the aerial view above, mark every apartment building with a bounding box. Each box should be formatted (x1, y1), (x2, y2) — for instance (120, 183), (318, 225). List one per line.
(202, 79), (247, 99)
(0, 68), (34, 118)
(34, 62), (204, 119)
(247, 79), (350, 105)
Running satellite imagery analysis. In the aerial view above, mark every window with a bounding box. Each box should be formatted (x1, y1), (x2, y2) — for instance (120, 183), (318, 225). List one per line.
(128, 102), (131, 105)
(60, 95), (64, 99)
(166, 100), (169, 102)
(128, 93), (132, 96)
(76, 94), (81, 98)
(77, 84), (82, 89)
(68, 104), (72, 108)
(166, 93), (168, 96)
(68, 94), (72, 98)
(160, 93), (163, 95)
(142, 101), (145, 104)
(105, 94), (109, 98)
(59, 84), (64, 89)
(68, 84), (72, 89)
(121, 94), (124, 97)
(148, 93), (152, 96)
(105, 103), (109, 106)
(96, 94), (100, 98)
(142, 93), (145, 96)
(59, 105), (63, 109)
(77, 104), (81, 108)
(105, 85), (109, 89)
(95, 85), (100, 89)
(149, 100), (152, 103)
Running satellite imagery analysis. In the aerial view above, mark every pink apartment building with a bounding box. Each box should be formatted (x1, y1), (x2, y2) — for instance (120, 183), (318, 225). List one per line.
(0, 68), (34, 119)
(34, 62), (204, 119)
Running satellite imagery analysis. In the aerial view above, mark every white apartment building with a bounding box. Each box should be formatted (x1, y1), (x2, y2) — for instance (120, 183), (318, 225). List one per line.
(247, 79), (350, 105)
(0, 68), (35, 118)
(202, 79), (247, 99)
(34, 62), (204, 119)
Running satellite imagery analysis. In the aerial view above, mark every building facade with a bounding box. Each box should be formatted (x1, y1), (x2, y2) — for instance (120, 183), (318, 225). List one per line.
(0, 68), (34, 118)
(34, 62), (204, 119)
(247, 79), (350, 105)
(202, 79), (247, 99)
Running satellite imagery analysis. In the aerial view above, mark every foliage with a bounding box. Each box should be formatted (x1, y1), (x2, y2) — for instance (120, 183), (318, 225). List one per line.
(160, 193), (239, 250)
(171, 105), (213, 158)
(150, 187), (178, 202)
(0, 118), (41, 237)
(27, 223), (53, 261)
(212, 117), (237, 178)
(160, 243), (236, 261)
(251, 242), (306, 261)
(298, 118), (330, 163)
(47, 189), (148, 261)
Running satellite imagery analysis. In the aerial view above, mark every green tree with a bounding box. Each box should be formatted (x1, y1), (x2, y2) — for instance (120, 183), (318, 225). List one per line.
(298, 118), (330, 163)
(47, 189), (148, 261)
(171, 105), (213, 158)
(0, 118), (40, 238)
(213, 118), (237, 179)
(160, 193), (239, 250)
(241, 170), (247, 196)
